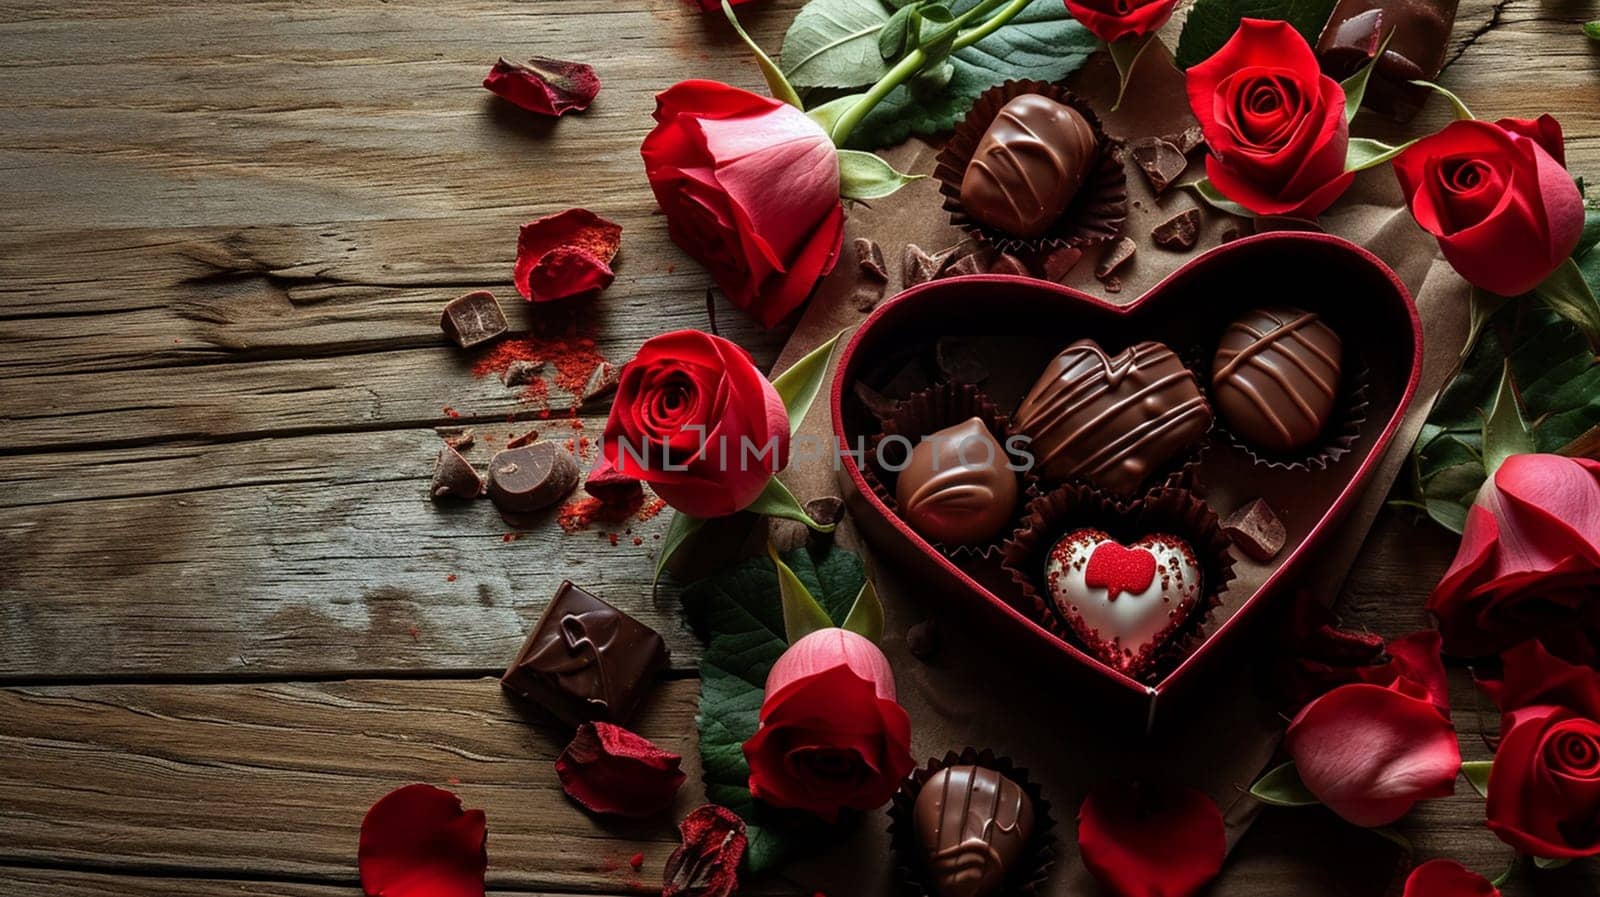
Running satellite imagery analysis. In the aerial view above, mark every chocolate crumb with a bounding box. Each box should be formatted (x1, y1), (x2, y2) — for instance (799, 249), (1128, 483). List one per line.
(502, 358), (546, 387)
(505, 429), (540, 449)
(1223, 498), (1286, 561)
(903, 244), (957, 286)
(803, 496), (845, 529)
(907, 620), (940, 660)
(1130, 137), (1189, 195)
(1152, 209), (1202, 251)
(440, 290), (508, 349)
(987, 253), (1029, 278)
(1102, 276), (1122, 293)
(855, 238), (888, 282)
(430, 444), (484, 501)
(936, 338), (988, 385)
(581, 361), (622, 403)
(1042, 246), (1084, 282)
(1096, 237), (1137, 280)
(1166, 125), (1206, 155)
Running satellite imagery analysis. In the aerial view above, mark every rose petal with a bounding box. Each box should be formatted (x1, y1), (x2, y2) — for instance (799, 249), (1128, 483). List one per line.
(483, 56), (600, 117)
(556, 722), (686, 818)
(663, 805), (746, 897)
(358, 784), (487, 897)
(513, 209), (622, 302)
(1481, 639), (1600, 721)
(1403, 859), (1501, 897)
(1077, 782), (1225, 897)
(1356, 631), (1451, 715)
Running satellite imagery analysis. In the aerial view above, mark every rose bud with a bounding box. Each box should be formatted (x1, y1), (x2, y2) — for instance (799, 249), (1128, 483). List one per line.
(1428, 454), (1600, 663)
(1394, 115), (1584, 296)
(1185, 19), (1356, 219)
(1403, 860), (1501, 897)
(599, 329), (789, 519)
(742, 628), (915, 822)
(1063, 0), (1178, 43)
(358, 784), (487, 897)
(663, 805), (747, 897)
(1480, 640), (1600, 860)
(555, 722), (686, 819)
(642, 80), (845, 328)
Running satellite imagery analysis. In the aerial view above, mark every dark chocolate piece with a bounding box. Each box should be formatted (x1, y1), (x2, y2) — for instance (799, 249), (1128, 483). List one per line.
(1011, 340), (1212, 493)
(987, 253), (1030, 278)
(803, 495), (846, 529)
(905, 244), (959, 286)
(897, 418), (1019, 546)
(1223, 498), (1287, 561)
(581, 361), (621, 403)
(502, 581), (670, 726)
(1042, 247), (1083, 282)
(503, 358), (546, 387)
(438, 426), (475, 450)
(856, 237), (889, 282)
(959, 95), (1098, 238)
(505, 428), (540, 449)
(941, 252), (986, 279)
(1095, 237), (1137, 280)
(913, 765), (1035, 897)
(440, 290), (508, 349)
(1152, 209), (1201, 251)
(1167, 125), (1206, 156)
(1317, 0), (1461, 118)
(936, 338), (988, 385)
(1212, 308), (1342, 454)
(487, 442), (580, 515)
(430, 444), (484, 501)
(1130, 137), (1188, 195)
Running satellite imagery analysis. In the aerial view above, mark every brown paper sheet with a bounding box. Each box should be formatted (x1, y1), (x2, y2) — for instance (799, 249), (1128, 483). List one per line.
(764, 43), (1470, 897)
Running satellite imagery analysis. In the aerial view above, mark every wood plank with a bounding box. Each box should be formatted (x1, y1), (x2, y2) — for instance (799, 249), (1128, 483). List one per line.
(0, 867), (599, 897)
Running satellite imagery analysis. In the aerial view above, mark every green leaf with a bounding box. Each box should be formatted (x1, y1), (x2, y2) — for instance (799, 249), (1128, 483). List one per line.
(1339, 30), (1393, 121)
(654, 510), (708, 586)
(683, 543), (867, 870)
(1535, 856), (1573, 870)
(837, 149), (925, 201)
(1183, 178), (1255, 218)
(1532, 257), (1600, 345)
(1461, 760), (1493, 799)
(769, 542), (834, 643)
(841, 579), (885, 642)
(1409, 80), (1474, 120)
(723, 1), (804, 109)
(1577, 205), (1600, 258)
(879, 4), (916, 60)
(1175, 0), (1340, 69)
(1345, 136), (1417, 173)
(846, 0), (1096, 149)
(745, 477), (839, 532)
(1249, 761), (1320, 807)
(780, 0), (894, 90)
(1108, 33), (1159, 111)
(771, 331), (844, 434)
(1586, 21), (1600, 41)
(1482, 358), (1534, 478)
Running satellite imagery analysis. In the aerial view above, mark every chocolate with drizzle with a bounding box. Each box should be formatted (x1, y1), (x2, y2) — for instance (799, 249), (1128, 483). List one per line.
(959, 95), (1098, 239)
(913, 765), (1035, 897)
(1211, 308), (1342, 455)
(1010, 340), (1211, 494)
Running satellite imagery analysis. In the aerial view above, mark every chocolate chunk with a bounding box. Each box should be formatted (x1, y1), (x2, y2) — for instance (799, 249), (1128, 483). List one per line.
(1317, 0), (1460, 117)
(505, 429), (539, 449)
(856, 238), (889, 282)
(1130, 137), (1189, 195)
(1011, 340), (1212, 493)
(581, 361), (621, 403)
(1042, 246), (1084, 282)
(440, 290), (508, 349)
(1152, 209), (1202, 251)
(438, 426), (475, 450)
(1095, 237), (1137, 280)
(897, 418), (1018, 546)
(936, 338), (988, 385)
(914, 765), (1035, 897)
(906, 620), (941, 659)
(987, 253), (1030, 278)
(961, 95), (1099, 238)
(941, 252), (985, 279)
(905, 244), (958, 287)
(855, 381), (901, 420)
(1223, 498), (1287, 562)
(584, 464), (643, 503)
(803, 496), (845, 528)
(430, 444), (484, 501)
(487, 442), (580, 516)
(1212, 308), (1343, 454)
(502, 581), (670, 726)
(503, 358), (546, 387)
(1166, 125), (1206, 156)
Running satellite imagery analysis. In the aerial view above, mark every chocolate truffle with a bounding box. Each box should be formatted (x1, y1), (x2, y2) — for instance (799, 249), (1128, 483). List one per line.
(959, 95), (1098, 238)
(1316, 0), (1461, 118)
(502, 581), (670, 726)
(1211, 308), (1342, 454)
(914, 765), (1035, 897)
(1010, 340), (1212, 493)
(487, 442), (580, 516)
(1045, 528), (1202, 676)
(896, 418), (1018, 546)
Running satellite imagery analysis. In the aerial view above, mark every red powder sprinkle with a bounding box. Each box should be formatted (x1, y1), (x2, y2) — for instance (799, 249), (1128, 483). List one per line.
(408, 625), (421, 641)
(608, 533), (620, 546)
(442, 406), (462, 419)
(447, 776), (462, 785)
(629, 853), (644, 870)
(501, 532), (523, 543)
(636, 497), (667, 524)
(469, 314), (605, 410)
(445, 574), (457, 583)
(632, 536), (643, 546)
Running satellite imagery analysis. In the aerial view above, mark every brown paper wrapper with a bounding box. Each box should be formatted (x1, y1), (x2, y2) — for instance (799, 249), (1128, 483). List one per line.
(867, 382), (1021, 560)
(934, 80), (1128, 256)
(1207, 362), (1371, 473)
(999, 484), (1235, 683)
(888, 748), (1056, 897)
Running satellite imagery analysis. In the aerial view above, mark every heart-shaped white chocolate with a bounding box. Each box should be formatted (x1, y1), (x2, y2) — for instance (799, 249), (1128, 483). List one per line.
(1044, 528), (1201, 676)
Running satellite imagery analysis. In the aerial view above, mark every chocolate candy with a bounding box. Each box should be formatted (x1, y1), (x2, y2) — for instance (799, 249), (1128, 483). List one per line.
(960, 95), (1098, 239)
(914, 765), (1035, 897)
(487, 442), (580, 516)
(429, 444), (483, 501)
(1045, 528), (1202, 676)
(440, 290), (508, 349)
(1011, 340), (1211, 493)
(502, 581), (670, 726)
(1222, 498), (1286, 562)
(1212, 308), (1342, 454)
(896, 418), (1018, 546)
(1316, 0), (1461, 118)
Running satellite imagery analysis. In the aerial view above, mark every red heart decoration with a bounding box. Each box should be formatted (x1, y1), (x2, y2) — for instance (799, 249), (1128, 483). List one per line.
(829, 233), (1423, 720)
(1084, 540), (1158, 599)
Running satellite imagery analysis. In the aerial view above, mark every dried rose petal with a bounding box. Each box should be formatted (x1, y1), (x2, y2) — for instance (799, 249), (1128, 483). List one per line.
(514, 209), (622, 302)
(483, 56), (599, 117)
(358, 784), (487, 897)
(556, 722), (685, 818)
(663, 805), (747, 897)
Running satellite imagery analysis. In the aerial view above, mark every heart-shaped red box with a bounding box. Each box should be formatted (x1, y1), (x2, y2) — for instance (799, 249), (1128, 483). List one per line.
(829, 232), (1424, 727)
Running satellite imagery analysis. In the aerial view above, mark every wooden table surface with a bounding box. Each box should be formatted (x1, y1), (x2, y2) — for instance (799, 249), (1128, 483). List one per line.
(2, 1), (1598, 895)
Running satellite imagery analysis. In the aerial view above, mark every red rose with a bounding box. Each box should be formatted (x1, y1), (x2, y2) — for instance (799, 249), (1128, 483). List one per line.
(358, 784), (487, 897)
(1185, 18), (1355, 218)
(1481, 640), (1600, 859)
(742, 628), (914, 822)
(642, 80), (844, 328)
(1077, 782), (1225, 897)
(555, 722), (685, 818)
(600, 329), (788, 519)
(1403, 860), (1500, 897)
(1394, 116), (1584, 296)
(1063, 0), (1177, 43)
(1428, 454), (1600, 663)
(1286, 633), (1459, 827)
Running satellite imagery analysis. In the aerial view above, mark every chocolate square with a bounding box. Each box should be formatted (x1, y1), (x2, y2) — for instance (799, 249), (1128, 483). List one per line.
(501, 581), (669, 726)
